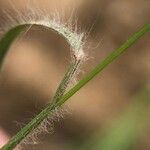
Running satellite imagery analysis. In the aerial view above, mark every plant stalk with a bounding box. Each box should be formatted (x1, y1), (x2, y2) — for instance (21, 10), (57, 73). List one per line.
(1, 24), (149, 150)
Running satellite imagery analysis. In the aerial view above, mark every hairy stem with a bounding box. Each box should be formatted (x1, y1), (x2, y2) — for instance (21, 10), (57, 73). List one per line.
(52, 60), (81, 104)
(0, 23), (83, 149)
(1, 24), (149, 150)
(0, 24), (82, 104)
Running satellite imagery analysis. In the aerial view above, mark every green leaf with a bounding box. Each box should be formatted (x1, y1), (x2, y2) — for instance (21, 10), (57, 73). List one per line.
(0, 25), (28, 66)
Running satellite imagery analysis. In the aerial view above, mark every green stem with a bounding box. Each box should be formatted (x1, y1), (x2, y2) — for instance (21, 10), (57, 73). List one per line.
(52, 60), (81, 104)
(1, 24), (149, 150)
(56, 24), (150, 106)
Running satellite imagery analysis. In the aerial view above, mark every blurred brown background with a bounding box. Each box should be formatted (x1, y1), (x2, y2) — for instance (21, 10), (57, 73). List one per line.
(0, 0), (150, 149)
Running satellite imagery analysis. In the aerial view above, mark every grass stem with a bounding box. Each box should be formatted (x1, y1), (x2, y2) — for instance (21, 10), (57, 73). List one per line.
(1, 24), (149, 150)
